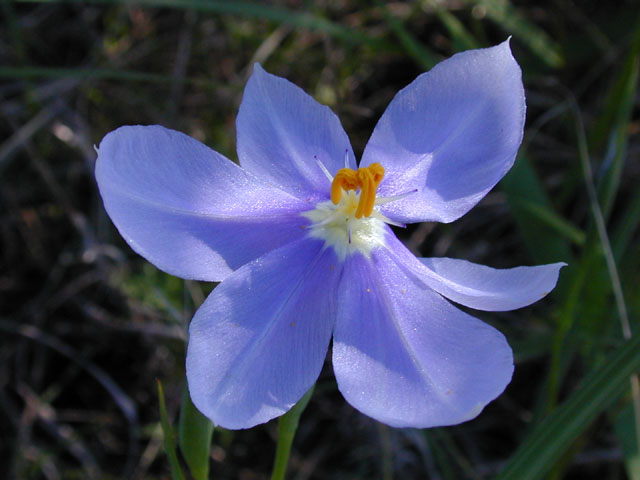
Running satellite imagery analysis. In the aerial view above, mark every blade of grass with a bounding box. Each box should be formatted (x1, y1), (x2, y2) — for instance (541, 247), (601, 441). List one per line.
(427, 428), (482, 480)
(424, 429), (458, 480)
(542, 257), (587, 416)
(541, 20), (640, 419)
(540, 82), (640, 476)
(573, 101), (631, 345)
(460, 0), (563, 68)
(501, 155), (573, 264)
(495, 333), (640, 480)
(615, 404), (640, 480)
(510, 329), (554, 364)
(594, 14), (640, 220)
(376, 1), (439, 69)
(611, 189), (640, 260)
(157, 380), (186, 480)
(17, 0), (393, 51)
(507, 197), (585, 246)
(0, 66), (227, 89)
(179, 384), (214, 480)
(570, 30), (640, 480)
(589, 13), (640, 152)
(423, 0), (480, 51)
(573, 95), (640, 455)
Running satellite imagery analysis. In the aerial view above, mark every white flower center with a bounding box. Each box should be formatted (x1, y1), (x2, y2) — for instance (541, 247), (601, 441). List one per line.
(302, 190), (387, 260)
(301, 160), (413, 260)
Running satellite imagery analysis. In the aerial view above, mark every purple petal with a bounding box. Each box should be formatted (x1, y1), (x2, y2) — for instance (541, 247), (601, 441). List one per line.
(186, 237), (339, 429)
(236, 64), (356, 200)
(333, 248), (513, 428)
(361, 40), (525, 224)
(383, 232), (566, 312)
(418, 257), (566, 311)
(96, 125), (310, 282)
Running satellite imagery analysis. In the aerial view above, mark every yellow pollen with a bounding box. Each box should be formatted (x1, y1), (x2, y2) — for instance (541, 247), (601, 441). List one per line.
(330, 163), (385, 218)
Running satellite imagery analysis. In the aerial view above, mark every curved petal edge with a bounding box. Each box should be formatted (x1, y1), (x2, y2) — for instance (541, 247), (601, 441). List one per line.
(96, 125), (309, 282)
(333, 249), (514, 428)
(362, 40), (526, 224)
(417, 257), (567, 311)
(236, 64), (356, 200)
(186, 237), (339, 429)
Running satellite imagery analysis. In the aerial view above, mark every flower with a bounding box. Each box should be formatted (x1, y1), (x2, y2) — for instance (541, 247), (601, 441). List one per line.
(95, 40), (565, 430)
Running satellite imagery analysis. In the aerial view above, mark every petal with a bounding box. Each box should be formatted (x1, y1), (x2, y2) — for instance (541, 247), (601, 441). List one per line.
(333, 248), (513, 428)
(361, 40), (525, 224)
(383, 232), (566, 312)
(236, 64), (356, 200)
(186, 237), (339, 429)
(96, 125), (310, 282)
(417, 257), (566, 311)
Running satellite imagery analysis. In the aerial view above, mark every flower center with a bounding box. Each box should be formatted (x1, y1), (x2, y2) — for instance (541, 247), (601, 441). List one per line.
(330, 163), (385, 219)
(302, 162), (394, 260)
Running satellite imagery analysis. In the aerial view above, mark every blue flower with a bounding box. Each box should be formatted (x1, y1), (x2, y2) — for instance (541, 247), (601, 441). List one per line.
(95, 41), (564, 429)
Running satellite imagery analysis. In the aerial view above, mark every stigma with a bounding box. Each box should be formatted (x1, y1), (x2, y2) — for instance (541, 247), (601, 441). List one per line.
(302, 162), (402, 260)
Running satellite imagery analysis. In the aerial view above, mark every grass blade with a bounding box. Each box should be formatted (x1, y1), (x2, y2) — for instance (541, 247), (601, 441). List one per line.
(611, 190), (640, 260)
(377, 1), (438, 69)
(501, 155), (573, 264)
(590, 13), (640, 152)
(0, 66), (225, 88)
(593, 14), (640, 219)
(16, 0), (393, 50)
(616, 404), (640, 480)
(179, 384), (214, 480)
(423, 0), (480, 51)
(496, 334), (640, 480)
(460, 0), (563, 68)
(507, 197), (585, 247)
(157, 380), (186, 480)
(573, 95), (640, 461)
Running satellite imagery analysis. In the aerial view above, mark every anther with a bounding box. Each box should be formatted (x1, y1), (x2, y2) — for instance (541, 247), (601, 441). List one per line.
(330, 168), (359, 204)
(330, 163), (385, 218)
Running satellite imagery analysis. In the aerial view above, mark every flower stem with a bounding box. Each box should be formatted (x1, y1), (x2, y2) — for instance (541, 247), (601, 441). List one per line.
(270, 385), (315, 480)
(179, 383), (214, 480)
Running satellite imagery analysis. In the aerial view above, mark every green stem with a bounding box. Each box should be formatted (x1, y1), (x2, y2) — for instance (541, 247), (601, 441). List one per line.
(270, 386), (315, 480)
(179, 384), (214, 480)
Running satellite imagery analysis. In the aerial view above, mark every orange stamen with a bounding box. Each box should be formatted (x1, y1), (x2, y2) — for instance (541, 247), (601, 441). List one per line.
(330, 163), (385, 218)
(330, 168), (359, 204)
